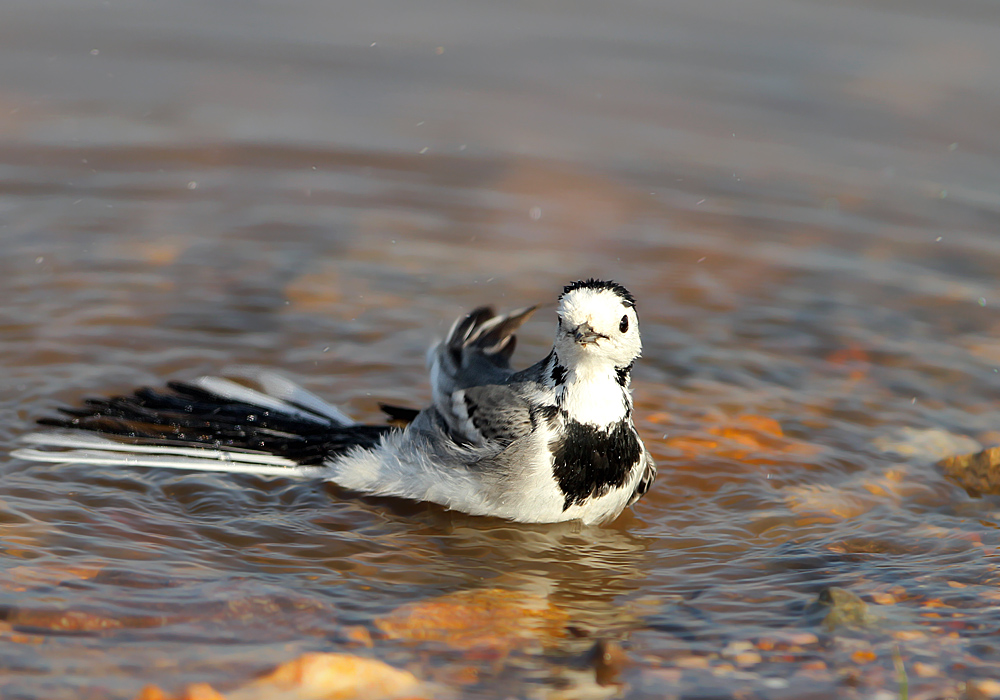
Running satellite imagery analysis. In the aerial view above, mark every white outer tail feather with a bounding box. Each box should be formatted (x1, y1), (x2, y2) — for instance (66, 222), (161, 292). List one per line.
(12, 432), (331, 478)
(18, 432), (298, 465)
(226, 367), (355, 425)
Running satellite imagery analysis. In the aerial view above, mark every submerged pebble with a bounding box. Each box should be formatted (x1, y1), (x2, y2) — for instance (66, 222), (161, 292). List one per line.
(806, 587), (881, 631)
(939, 446), (1000, 495)
(874, 427), (981, 461)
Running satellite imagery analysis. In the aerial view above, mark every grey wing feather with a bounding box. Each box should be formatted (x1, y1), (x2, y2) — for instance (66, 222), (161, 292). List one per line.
(428, 304), (537, 444)
(453, 384), (534, 447)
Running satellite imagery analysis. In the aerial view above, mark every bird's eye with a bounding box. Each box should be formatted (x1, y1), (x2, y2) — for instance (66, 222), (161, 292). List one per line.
(619, 315), (629, 333)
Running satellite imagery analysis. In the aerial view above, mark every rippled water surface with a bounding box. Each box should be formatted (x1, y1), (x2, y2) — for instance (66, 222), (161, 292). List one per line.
(3, 1), (1000, 698)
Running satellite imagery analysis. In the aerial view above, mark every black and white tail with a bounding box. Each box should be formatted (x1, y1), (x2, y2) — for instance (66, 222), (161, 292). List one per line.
(12, 368), (396, 478)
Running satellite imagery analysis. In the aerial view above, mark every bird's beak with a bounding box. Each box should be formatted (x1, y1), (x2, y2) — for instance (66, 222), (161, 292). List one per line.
(573, 322), (607, 346)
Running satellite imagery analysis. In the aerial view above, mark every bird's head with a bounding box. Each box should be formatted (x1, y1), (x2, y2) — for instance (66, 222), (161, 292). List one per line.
(554, 279), (641, 370)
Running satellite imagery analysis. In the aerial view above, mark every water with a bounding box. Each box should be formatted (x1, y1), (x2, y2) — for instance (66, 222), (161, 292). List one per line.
(2, 0), (1000, 697)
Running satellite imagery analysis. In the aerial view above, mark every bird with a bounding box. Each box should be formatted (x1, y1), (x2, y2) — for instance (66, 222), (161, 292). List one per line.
(13, 279), (656, 525)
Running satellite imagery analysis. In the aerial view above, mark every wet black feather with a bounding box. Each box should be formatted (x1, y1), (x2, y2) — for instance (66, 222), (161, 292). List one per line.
(39, 383), (395, 465)
(379, 403), (421, 423)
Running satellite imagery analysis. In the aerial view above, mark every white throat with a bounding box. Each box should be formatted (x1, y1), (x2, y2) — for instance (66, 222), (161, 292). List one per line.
(555, 358), (631, 427)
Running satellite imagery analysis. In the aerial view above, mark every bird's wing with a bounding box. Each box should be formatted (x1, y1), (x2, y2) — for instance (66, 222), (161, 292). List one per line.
(427, 304), (537, 442)
(446, 383), (538, 447)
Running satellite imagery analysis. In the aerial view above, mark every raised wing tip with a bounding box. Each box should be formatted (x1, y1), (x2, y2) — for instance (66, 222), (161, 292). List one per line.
(508, 304), (538, 319)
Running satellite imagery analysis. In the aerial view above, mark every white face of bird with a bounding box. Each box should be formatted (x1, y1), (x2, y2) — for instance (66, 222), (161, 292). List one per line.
(554, 283), (642, 370)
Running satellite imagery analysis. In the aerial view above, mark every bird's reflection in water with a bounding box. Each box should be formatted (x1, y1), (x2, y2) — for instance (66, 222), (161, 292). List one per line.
(403, 510), (652, 634)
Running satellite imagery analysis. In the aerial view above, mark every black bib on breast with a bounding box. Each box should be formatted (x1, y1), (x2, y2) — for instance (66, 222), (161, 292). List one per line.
(550, 418), (642, 510)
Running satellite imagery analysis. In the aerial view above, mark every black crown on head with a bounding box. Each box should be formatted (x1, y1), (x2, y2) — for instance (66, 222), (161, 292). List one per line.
(560, 279), (636, 308)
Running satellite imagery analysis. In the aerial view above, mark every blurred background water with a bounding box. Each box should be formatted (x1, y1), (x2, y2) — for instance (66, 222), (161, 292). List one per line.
(2, 0), (1000, 698)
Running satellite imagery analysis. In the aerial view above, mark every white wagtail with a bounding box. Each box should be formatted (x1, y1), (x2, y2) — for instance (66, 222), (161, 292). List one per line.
(14, 279), (656, 524)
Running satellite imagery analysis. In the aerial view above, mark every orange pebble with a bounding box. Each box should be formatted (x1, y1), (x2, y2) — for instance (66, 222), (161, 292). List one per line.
(851, 650), (877, 665)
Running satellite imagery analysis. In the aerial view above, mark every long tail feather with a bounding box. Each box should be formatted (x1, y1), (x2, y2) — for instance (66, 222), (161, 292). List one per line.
(379, 403), (421, 424)
(229, 367), (355, 425)
(186, 376), (330, 424)
(19, 432), (301, 464)
(12, 430), (327, 477)
(13, 373), (396, 475)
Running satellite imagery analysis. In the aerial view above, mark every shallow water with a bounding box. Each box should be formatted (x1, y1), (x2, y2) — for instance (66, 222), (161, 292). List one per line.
(3, 0), (1000, 698)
